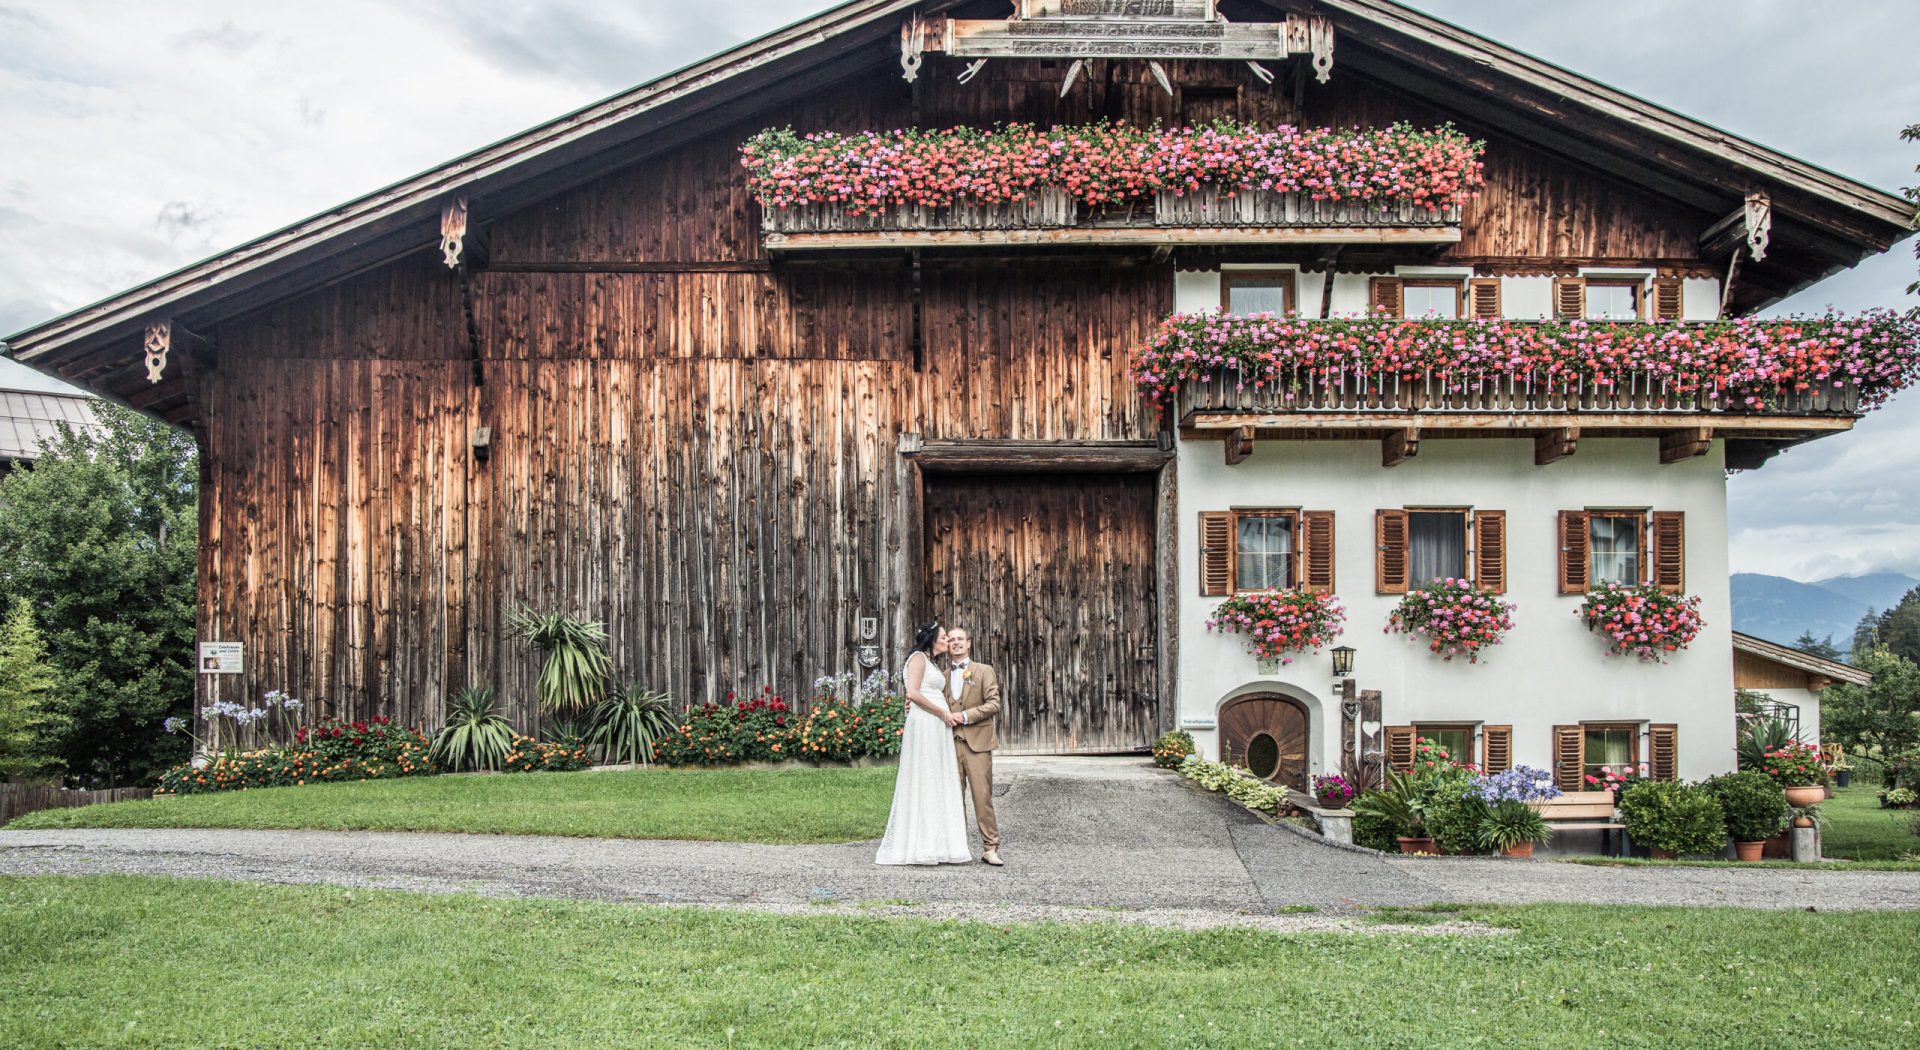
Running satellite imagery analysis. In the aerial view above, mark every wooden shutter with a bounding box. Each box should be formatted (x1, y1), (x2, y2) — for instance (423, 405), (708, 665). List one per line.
(1650, 511), (1686, 593)
(1649, 724), (1679, 781)
(1552, 277), (1587, 320)
(1199, 512), (1233, 596)
(1300, 511), (1336, 594)
(1557, 510), (1590, 594)
(1483, 725), (1513, 774)
(1369, 277), (1404, 318)
(1385, 726), (1416, 774)
(1652, 277), (1685, 321)
(1553, 725), (1585, 792)
(1472, 510), (1507, 594)
(1468, 278), (1502, 319)
(1375, 510), (1409, 594)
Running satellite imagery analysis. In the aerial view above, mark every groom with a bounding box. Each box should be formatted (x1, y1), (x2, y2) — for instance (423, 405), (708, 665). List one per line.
(943, 627), (1003, 867)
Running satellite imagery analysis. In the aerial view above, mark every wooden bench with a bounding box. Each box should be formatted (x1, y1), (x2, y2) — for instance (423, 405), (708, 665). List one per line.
(1538, 791), (1626, 856)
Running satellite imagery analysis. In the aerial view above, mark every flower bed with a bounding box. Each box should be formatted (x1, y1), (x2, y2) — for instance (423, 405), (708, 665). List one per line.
(1577, 583), (1705, 662)
(157, 717), (439, 796)
(1178, 757), (1284, 814)
(742, 121), (1484, 214)
(1386, 578), (1516, 663)
(1128, 312), (1920, 412)
(655, 677), (909, 767)
(1207, 590), (1344, 664)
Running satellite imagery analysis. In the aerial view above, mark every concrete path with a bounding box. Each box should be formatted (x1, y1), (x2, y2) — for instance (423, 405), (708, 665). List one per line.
(3, 757), (1916, 924)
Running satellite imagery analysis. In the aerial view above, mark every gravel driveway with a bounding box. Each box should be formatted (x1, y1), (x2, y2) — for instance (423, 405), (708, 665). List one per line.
(3, 757), (1916, 924)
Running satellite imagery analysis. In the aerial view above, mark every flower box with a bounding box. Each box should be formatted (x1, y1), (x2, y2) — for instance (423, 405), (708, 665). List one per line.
(1154, 186), (1461, 228)
(761, 188), (1078, 234)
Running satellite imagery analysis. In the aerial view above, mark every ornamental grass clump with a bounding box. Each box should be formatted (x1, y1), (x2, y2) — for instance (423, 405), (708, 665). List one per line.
(1207, 590), (1345, 663)
(741, 121), (1485, 213)
(1618, 779), (1727, 858)
(1577, 582), (1704, 661)
(1387, 578), (1516, 663)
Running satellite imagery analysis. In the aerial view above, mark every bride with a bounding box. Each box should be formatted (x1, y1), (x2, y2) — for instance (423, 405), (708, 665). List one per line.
(874, 621), (972, 865)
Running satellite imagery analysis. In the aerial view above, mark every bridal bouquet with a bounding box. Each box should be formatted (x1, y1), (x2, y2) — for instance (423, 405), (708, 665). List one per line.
(1207, 590), (1345, 664)
(1386, 578), (1517, 663)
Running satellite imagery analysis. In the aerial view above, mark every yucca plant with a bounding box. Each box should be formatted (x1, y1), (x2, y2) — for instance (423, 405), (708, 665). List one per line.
(540, 717), (590, 751)
(431, 686), (516, 772)
(588, 684), (677, 767)
(508, 608), (613, 713)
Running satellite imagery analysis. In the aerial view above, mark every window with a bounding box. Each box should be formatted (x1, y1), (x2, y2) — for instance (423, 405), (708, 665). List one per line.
(1586, 280), (1643, 320)
(1582, 723), (1640, 783)
(1235, 511), (1295, 591)
(1401, 280), (1463, 319)
(1589, 512), (1644, 586)
(1415, 724), (1475, 767)
(1408, 510), (1468, 584)
(1222, 271), (1296, 317)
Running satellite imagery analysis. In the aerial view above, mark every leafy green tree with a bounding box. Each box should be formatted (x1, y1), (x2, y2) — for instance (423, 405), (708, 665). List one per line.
(1875, 586), (1920, 668)
(1904, 122), (1919, 317)
(0, 403), (196, 786)
(1822, 646), (1920, 768)
(1792, 632), (1843, 663)
(0, 597), (65, 780)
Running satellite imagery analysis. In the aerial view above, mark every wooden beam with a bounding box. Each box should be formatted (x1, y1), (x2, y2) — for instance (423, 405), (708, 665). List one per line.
(1659, 427), (1714, 464)
(764, 226), (1462, 253)
(1535, 427), (1579, 466)
(1225, 427), (1255, 466)
(907, 440), (1171, 474)
(1184, 412), (1856, 435)
(1382, 425), (1420, 467)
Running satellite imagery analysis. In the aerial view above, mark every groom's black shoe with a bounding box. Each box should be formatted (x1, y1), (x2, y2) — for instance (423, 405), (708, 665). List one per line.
(982, 849), (1004, 866)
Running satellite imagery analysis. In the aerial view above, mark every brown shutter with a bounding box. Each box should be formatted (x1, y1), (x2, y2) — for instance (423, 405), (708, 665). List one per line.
(1301, 511), (1336, 595)
(1557, 510), (1590, 594)
(1652, 277), (1685, 321)
(1375, 509), (1409, 594)
(1472, 510), (1507, 594)
(1651, 511), (1686, 593)
(1385, 726), (1416, 774)
(1552, 277), (1587, 320)
(1553, 725), (1585, 792)
(1483, 725), (1513, 774)
(1369, 277), (1404, 319)
(1649, 724), (1679, 781)
(1468, 278), (1502, 319)
(1200, 512), (1233, 596)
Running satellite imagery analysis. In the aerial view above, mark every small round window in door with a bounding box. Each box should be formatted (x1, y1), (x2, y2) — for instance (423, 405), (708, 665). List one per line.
(1220, 695), (1309, 791)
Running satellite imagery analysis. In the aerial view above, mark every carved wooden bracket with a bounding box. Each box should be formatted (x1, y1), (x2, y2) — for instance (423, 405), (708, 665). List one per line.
(1743, 191), (1772, 261)
(1224, 426), (1255, 466)
(440, 196), (469, 269)
(1535, 426), (1578, 466)
(142, 321), (171, 384)
(1700, 190), (1772, 264)
(1659, 427), (1714, 464)
(1382, 426), (1420, 468)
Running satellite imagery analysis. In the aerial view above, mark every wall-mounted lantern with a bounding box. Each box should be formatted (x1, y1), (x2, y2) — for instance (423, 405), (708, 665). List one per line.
(1331, 645), (1356, 678)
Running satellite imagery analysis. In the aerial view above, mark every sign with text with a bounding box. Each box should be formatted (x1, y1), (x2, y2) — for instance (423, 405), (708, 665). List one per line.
(198, 642), (244, 675)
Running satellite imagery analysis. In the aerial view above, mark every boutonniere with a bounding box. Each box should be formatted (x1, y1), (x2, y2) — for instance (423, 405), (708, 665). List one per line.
(963, 669), (976, 683)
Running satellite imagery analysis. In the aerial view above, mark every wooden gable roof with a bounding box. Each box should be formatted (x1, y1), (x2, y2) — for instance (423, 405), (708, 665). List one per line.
(5, 0), (1913, 421)
(1733, 631), (1874, 692)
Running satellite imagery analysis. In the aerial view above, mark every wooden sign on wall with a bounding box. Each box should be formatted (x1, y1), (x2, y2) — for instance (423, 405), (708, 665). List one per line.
(905, 5), (1334, 82)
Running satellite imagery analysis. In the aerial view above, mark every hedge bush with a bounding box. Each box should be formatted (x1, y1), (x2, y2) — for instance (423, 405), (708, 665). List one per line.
(1706, 770), (1790, 843)
(1152, 730), (1195, 769)
(1619, 779), (1726, 857)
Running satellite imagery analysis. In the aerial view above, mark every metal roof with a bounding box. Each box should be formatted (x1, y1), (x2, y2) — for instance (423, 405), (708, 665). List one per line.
(0, 389), (99, 463)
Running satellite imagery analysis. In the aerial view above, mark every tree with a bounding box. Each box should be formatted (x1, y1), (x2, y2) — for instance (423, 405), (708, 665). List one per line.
(1905, 122), (1919, 318)
(0, 598), (65, 780)
(1822, 646), (1920, 768)
(0, 403), (197, 786)
(1875, 585), (1920, 668)
(1792, 632), (1843, 663)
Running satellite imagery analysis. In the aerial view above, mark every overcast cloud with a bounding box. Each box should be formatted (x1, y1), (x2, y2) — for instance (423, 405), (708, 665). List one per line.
(1, 0), (1914, 579)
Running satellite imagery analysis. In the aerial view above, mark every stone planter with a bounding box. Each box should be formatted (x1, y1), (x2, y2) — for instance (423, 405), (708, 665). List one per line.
(1734, 840), (1766, 862)
(1783, 785), (1826, 808)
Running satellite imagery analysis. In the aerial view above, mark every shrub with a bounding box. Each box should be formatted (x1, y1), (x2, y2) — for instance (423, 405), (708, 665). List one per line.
(1881, 787), (1918, 807)
(587, 685), (676, 767)
(1619, 780), (1726, 857)
(1152, 730), (1196, 769)
(0, 597), (65, 780)
(1421, 769), (1490, 854)
(1180, 758), (1282, 813)
(154, 730), (437, 796)
(853, 694), (907, 759)
(734, 689), (798, 762)
(501, 736), (591, 773)
(299, 716), (429, 767)
(1477, 799), (1551, 851)
(1387, 578), (1517, 663)
(430, 687), (516, 773)
(1473, 766), (1561, 804)
(796, 698), (866, 763)
(1352, 807), (1404, 852)
(654, 703), (745, 766)
(507, 608), (613, 713)
(1706, 770), (1790, 843)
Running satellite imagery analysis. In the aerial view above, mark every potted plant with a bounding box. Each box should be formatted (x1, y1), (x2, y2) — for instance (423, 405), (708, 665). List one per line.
(1205, 590), (1346, 665)
(1706, 771), (1790, 861)
(1619, 780), (1726, 860)
(1758, 740), (1829, 808)
(1152, 730), (1196, 769)
(1469, 766), (1561, 858)
(1575, 582), (1705, 662)
(1832, 759), (1852, 790)
(1353, 770), (1435, 854)
(1312, 773), (1356, 809)
(1385, 578), (1517, 664)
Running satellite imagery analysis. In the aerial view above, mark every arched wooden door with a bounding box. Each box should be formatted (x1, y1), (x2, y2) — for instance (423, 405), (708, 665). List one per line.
(1220, 694), (1310, 791)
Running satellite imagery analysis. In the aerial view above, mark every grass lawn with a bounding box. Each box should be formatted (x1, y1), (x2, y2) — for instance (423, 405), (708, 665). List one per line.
(4, 766), (894, 844)
(2, 876), (1917, 1048)
(1819, 783), (1915, 862)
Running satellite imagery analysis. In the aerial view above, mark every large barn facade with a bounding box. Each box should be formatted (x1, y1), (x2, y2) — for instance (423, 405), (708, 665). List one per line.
(7, 1), (1914, 777)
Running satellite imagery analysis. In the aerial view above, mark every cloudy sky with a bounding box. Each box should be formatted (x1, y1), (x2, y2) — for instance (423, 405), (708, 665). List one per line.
(2, 0), (1915, 579)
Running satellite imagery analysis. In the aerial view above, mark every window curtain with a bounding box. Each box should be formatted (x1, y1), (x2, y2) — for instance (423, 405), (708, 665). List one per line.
(1227, 283), (1289, 316)
(1589, 516), (1640, 584)
(1408, 512), (1465, 584)
(1236, 517), (1293, 590)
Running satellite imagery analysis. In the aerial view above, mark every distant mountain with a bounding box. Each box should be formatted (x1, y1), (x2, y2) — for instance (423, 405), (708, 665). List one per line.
(1810, 572), (1920, 617)
(1729, 573), (1873, 650)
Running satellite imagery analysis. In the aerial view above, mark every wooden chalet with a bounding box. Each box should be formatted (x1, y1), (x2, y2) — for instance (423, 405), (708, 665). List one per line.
(4, 1), (1913, 761)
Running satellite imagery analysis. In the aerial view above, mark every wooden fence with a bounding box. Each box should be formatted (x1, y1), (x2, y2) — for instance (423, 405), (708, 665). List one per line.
(0, 783), (154, 826)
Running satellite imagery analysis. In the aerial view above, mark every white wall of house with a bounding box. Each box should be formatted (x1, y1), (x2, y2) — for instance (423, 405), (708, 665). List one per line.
(1747, 686), (1823, 745)
(1173, 270), (1723, 319)
(1174, 437), (1738, 782)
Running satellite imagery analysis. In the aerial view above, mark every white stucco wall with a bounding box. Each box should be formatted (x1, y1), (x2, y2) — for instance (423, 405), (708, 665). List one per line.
(1175, 438), (1737, 782)
(1173, 270), (1722, 320)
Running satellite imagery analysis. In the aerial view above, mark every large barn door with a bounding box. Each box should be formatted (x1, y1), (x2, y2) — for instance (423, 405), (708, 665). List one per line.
(923, 473), (1158, 754)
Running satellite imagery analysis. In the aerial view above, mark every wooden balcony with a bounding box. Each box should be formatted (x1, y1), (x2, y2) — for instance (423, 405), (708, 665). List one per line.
(760, 187), (1462, 253)
(1173, 370), (1861, 469)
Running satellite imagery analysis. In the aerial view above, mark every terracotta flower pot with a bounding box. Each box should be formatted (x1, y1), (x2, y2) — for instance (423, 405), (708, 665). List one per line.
(1793, 816), (1815, 828)
(1783, 785), (1825, 808)
(1396, 836), (1437, 855)
(1500, 842), (1535, 859)
(1649, 847), (1678, 860)
(1734, 840), (1766, 862)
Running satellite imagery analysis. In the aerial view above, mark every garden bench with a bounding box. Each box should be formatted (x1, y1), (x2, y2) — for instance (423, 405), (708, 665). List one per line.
(1537, 791), (1626, 856)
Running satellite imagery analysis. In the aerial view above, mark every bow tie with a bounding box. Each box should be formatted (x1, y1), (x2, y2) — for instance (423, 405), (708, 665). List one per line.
(954, 661), (969, 670)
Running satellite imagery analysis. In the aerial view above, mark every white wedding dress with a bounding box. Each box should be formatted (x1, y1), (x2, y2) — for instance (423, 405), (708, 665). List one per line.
(874, 655), (972, 865)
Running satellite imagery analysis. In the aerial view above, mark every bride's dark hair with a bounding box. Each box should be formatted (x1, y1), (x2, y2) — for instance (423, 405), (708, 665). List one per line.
(910, 620), (942, 655)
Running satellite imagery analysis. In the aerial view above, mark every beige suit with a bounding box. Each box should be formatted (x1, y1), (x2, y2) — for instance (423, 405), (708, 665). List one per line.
(947, 660), (1001, 850)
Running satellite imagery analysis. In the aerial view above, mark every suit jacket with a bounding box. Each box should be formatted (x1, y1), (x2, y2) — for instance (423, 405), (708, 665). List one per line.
(948, 661), (1002, 753)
